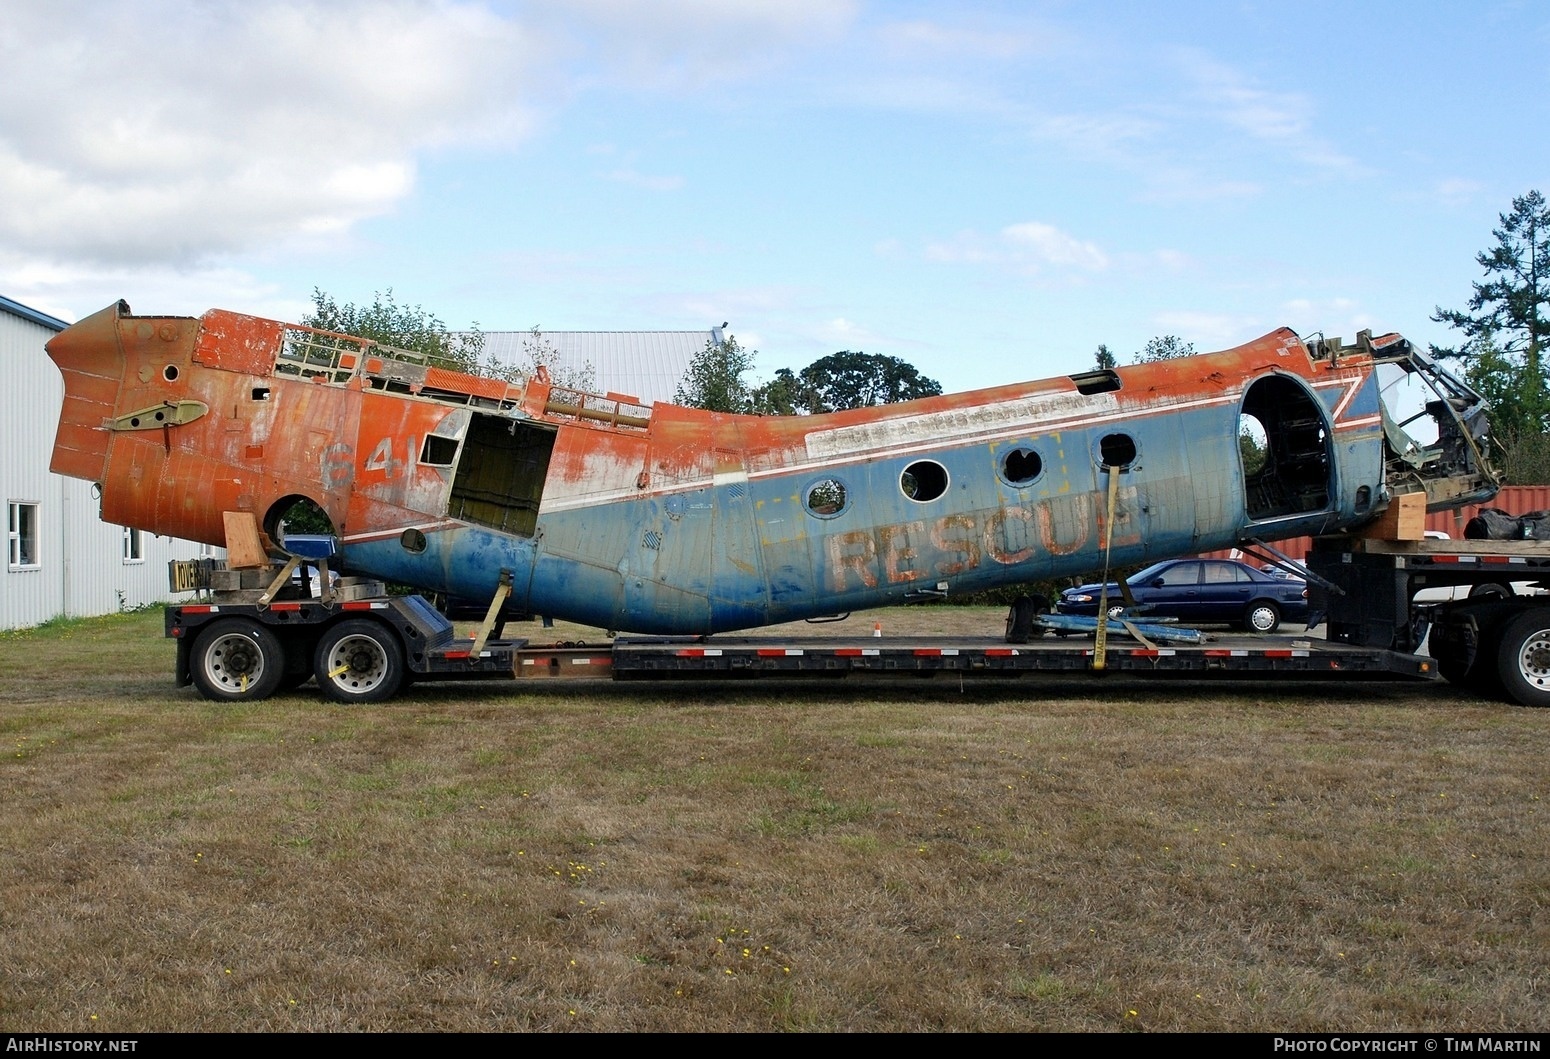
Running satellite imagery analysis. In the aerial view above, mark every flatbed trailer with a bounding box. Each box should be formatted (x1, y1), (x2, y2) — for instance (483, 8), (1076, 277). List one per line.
(1310, 535), (1550, 707)
(161, 534), (1550, 706)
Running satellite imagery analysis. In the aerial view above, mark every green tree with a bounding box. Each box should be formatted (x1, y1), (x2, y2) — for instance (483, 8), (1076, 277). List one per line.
(1133, 335), (1195, 363)
(749, 367), (807, 416)
(675, 334), (755, 412)
(1432, 190), (1550, 476)
(789, 351), (943, 413)
(1094, 343), (1117, 370)
(1239, 424), (1267, 475)
(305, 288), (485, 373)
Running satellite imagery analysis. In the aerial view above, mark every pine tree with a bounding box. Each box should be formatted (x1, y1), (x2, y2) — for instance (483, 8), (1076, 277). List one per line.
(1432, 190), (1550, 476)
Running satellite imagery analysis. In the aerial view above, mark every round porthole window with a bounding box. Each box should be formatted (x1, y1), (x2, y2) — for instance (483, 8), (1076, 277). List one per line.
(900, 460), (948, 502)
(804, 477), (848, 517)
(1000, 447), (1042, 486)
(1097, 433), (1137, 469)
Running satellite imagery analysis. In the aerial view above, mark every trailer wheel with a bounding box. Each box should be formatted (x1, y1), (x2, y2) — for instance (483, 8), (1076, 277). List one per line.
(191, 619), (285, 702)
(1243, 601), (1281, 634)
(1004, 594), (1049, 643)
(314, 620), (404, 703)
(1432, 612), (1505, 698)
(1495, 609), (1550, 707)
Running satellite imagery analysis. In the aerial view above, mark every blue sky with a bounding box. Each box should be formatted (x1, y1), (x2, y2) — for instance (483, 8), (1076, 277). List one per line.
(3, 0), (1547, 393)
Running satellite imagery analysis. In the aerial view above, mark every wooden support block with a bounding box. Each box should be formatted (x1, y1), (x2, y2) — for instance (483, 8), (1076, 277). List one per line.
(1359, 492), (1426, 541)
(222, 511), (269, 568)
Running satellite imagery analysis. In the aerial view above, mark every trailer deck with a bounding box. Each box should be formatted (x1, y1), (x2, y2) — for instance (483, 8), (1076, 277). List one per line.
(510, 631), (1435, 682)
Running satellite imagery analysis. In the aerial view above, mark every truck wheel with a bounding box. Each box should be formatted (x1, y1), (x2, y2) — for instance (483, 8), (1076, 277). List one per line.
(191, 619), (284, 702)
(1004, 594), (1049, 643)
(1494, 609), (1550, 707)
(1469, 582), (1512, 600)
(1433, 613), (1504, 698)
(314, 620), (404, 703)
(1243, 601), (1281, 634)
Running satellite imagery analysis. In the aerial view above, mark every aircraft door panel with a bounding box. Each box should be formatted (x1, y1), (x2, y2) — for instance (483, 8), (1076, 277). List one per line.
(447, 414), (556, 538)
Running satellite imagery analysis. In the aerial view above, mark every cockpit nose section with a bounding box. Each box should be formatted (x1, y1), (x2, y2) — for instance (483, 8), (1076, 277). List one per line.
(1364, 334), (1500, 511)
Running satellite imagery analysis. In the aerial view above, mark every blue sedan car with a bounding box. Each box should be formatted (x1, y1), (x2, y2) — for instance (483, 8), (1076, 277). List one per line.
(1056, 558), (1309, 633)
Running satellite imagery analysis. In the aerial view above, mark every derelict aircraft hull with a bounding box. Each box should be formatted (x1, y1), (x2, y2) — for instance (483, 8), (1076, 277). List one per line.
(46, 302), (1497, 634)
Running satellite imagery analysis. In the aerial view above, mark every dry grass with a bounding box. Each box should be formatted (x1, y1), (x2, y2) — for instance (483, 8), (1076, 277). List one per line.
(1, 608), (1546, 1032)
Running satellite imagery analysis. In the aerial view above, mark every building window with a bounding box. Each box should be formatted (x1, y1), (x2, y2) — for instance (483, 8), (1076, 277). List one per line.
(122, 526), (145, 564)
(8, 502), (39, 569)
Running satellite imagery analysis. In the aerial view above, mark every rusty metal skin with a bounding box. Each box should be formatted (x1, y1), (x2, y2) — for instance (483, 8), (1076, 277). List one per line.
(47, 302), (1497, 635)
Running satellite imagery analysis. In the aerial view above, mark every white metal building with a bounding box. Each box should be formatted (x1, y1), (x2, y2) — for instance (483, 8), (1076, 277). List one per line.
(2, 294), (211, 629)
(479, 327), (718, 405)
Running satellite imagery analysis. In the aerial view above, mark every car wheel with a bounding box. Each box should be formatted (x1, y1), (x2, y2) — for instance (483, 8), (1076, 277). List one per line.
(191, 618), (285, 702)
(1243, 601), (1281, 634)
(1469, 582), (1512, 600)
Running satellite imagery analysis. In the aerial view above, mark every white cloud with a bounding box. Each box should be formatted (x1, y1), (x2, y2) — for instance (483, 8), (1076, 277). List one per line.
(875, 19), (1047, 61)
(1176, 51), (1358, 174)
(0, 249), (305, 326)
(925, 221), (1109, 274)
(538, 0), (858, 90)
(1002, 222), (1109, 270)
(1278, 297), (1373, 338)
(1150, 310), (1268, 347)
(818, 316), (884, 348)
(0, 0), (543, 268)
(1432, 178), (1485, 206)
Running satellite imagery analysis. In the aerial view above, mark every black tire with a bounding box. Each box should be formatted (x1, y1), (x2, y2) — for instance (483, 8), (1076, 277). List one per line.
(1243, 601), (1281, 634)
(1494, 609), (1550, 707)
(1469, 582), (1512, 600)
(191, 618), (285, 702)
(1004, 594), (1049, 644)
(1432, 612), (1504, 698)
(314, 619), (405, 704)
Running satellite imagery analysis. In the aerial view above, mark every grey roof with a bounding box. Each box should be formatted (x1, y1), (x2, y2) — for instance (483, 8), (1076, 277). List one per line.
(0, 294), (68, 332)
(478, 330), (716, 405)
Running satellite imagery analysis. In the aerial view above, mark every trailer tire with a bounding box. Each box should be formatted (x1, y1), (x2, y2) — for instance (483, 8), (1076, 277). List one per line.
(1495, 609), (1550, 707)
(191, 619), (285, 702)
(1005, 594), (1049, 643)
(1433, 610), (1506, 699)
(314, 620), (405, 704)
(1243, 601), (1281, 634)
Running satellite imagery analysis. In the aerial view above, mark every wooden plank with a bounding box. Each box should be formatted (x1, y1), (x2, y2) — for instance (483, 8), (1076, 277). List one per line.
(222, 511), (269, 569)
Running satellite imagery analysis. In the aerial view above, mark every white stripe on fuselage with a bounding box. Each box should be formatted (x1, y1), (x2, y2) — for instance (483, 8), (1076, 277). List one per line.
(529, 370), (1380, 515)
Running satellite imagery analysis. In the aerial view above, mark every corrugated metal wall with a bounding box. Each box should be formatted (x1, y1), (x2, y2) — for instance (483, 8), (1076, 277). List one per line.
(480, 330), (711, 404)
(1, 308), (66, 628)
(2, 300), (213, 630)
(1200, 486), (1550, 563)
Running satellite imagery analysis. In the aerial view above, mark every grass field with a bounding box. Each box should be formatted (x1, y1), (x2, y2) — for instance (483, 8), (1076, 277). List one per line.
(1, 608), (1546, 1032)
